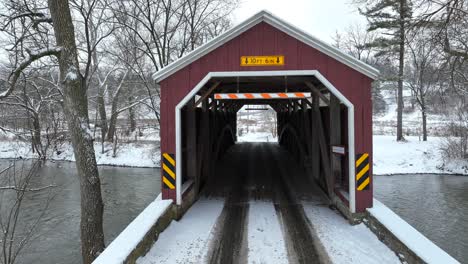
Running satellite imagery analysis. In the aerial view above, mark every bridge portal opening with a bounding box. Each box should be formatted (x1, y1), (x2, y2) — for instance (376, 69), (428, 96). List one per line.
(237, 105), (277, 143)
(175, 72), (355, 213)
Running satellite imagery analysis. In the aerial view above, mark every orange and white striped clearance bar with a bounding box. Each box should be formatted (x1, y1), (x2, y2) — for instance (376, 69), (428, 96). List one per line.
(214, 92), (311, 100)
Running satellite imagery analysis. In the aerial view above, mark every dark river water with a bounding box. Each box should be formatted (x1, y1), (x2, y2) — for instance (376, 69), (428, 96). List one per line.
(374, 174), (468, 263)
(0, 160), (160, 264)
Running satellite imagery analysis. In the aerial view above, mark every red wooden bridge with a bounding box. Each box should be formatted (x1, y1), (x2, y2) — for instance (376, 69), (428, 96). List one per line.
(156, 10), (376, 217)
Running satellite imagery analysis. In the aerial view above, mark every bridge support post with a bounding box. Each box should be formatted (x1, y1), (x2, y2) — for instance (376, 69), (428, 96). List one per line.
(330, 94), (341, 192)
(196, 98), (210, 192)
(185, 99), (198, 188)
(313, 96), (332, 201)
(310, 95), (320, 182)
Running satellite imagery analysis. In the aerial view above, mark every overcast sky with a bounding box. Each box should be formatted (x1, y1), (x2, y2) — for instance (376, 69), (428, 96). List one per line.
(233, 0), (366, 44)
(0, 1), (366, 64)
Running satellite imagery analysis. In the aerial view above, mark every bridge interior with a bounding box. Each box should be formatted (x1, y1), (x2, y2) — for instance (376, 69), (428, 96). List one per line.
(202, 142), (327, 263)
(174, 74), (351, 263)
(180, 75), (349, 205)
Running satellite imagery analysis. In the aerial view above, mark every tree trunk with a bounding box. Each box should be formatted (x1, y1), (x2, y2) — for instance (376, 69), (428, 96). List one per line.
(106, 104), (118, 141)
(31, 114), (45, 159)
(421, 101), (427, 141)
(128, 96), (136, 133)
(106, 88), (123, 141)
(396, 0), (406, 141)
(97, 92), (107, 140)
(47, 1), (105, 263)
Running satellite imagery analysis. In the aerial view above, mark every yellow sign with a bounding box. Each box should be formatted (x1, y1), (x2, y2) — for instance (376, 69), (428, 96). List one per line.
(240, 55), (285, 66)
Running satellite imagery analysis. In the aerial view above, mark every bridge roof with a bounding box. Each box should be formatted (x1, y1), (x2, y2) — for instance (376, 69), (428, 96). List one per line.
(153, 10), (380, 82)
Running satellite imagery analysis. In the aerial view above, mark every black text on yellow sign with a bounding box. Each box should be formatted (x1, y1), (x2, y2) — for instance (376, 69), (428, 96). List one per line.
(356, 153), (370, 191)
(240, 55), (285, 66)
(162, 153), (176, 190)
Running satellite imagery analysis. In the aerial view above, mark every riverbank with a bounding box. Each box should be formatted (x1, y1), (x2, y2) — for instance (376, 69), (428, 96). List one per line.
(373, 135), (468, 175)
(0, 140), (160, 167)
(2, 134), (467, 173)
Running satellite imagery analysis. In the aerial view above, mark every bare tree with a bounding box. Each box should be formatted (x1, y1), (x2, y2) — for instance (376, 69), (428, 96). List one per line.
(0, 0), (240, 262)
(70, 0), (117, 143)
(0, 72), (62, 159)
(333, 23), (378, 64)
(406, 30), (441, 140)
(111, 0), (187, 70)
(412, 0), (467, 93)
(47, 1), (105, 262)
(0, 0), (105, 262)
(182, 0), (237, 51)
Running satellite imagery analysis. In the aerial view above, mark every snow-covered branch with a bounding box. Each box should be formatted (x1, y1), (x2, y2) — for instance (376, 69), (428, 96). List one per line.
(115, 96), (149, 115)
(0, 185), (57, 192)
(0, 48), (62, 99)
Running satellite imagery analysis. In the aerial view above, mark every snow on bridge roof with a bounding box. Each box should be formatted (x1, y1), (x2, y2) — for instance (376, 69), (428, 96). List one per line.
(153, 10), (380, 82)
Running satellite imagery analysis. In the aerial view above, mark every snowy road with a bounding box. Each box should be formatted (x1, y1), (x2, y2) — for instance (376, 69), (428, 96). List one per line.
(138, 143), (400, 264)
(201, 143), (326, 263)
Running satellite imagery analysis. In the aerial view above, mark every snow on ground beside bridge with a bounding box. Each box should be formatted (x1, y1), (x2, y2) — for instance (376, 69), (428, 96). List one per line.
(303, 204), (401, 264)
(247, 201), (288, 264)
(0, 140), (160, 167)
(374, 88), (451, 136)
(373, 135), (468, 175)
(137, 198), (225, 264)
(238, 132), (277, 142)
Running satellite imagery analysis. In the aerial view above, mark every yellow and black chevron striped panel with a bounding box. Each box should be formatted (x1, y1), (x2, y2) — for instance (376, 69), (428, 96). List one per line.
(356, 153), (370, 191)
(162, 153), (176, 190)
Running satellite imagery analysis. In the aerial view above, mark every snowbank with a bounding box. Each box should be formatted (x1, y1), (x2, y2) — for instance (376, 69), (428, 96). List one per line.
(303, 204), (401, 264)
(373, 135), (468, 175)
(93, 195), (172, 264)
(0, 140), (160, 167)
(368, 199), (459, 264)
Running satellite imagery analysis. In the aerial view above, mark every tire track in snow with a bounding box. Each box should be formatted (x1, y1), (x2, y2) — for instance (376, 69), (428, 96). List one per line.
(247, 201), (289, 264)
(206, 143), (251, 264)
(267, 143), (323, 264)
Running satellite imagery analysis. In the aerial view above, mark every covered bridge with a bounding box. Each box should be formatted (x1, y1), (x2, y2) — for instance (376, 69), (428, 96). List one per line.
(153, 10), (378, 217)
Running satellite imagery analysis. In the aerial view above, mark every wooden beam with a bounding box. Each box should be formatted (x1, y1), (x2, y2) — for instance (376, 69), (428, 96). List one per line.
(208, 98), (216, 109)
(305, 81), (330, 105)
(194, 81), (221, 108)
(185, 98), (198, 191)
(268, 104), (279, 112)
(310, 95), (320, 182)
(313, 97), (332, 200)
(329, 94), (341, 188)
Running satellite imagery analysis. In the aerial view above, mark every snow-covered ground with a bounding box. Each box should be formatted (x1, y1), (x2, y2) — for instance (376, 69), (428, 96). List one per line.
(238, 132), (277, 142)
(374, 88), (451, 136)
(0, 140), (160, 167)
(247, 201), (288, 263)
(373, 135), (468, 175)
(372, 87), (468, 175)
